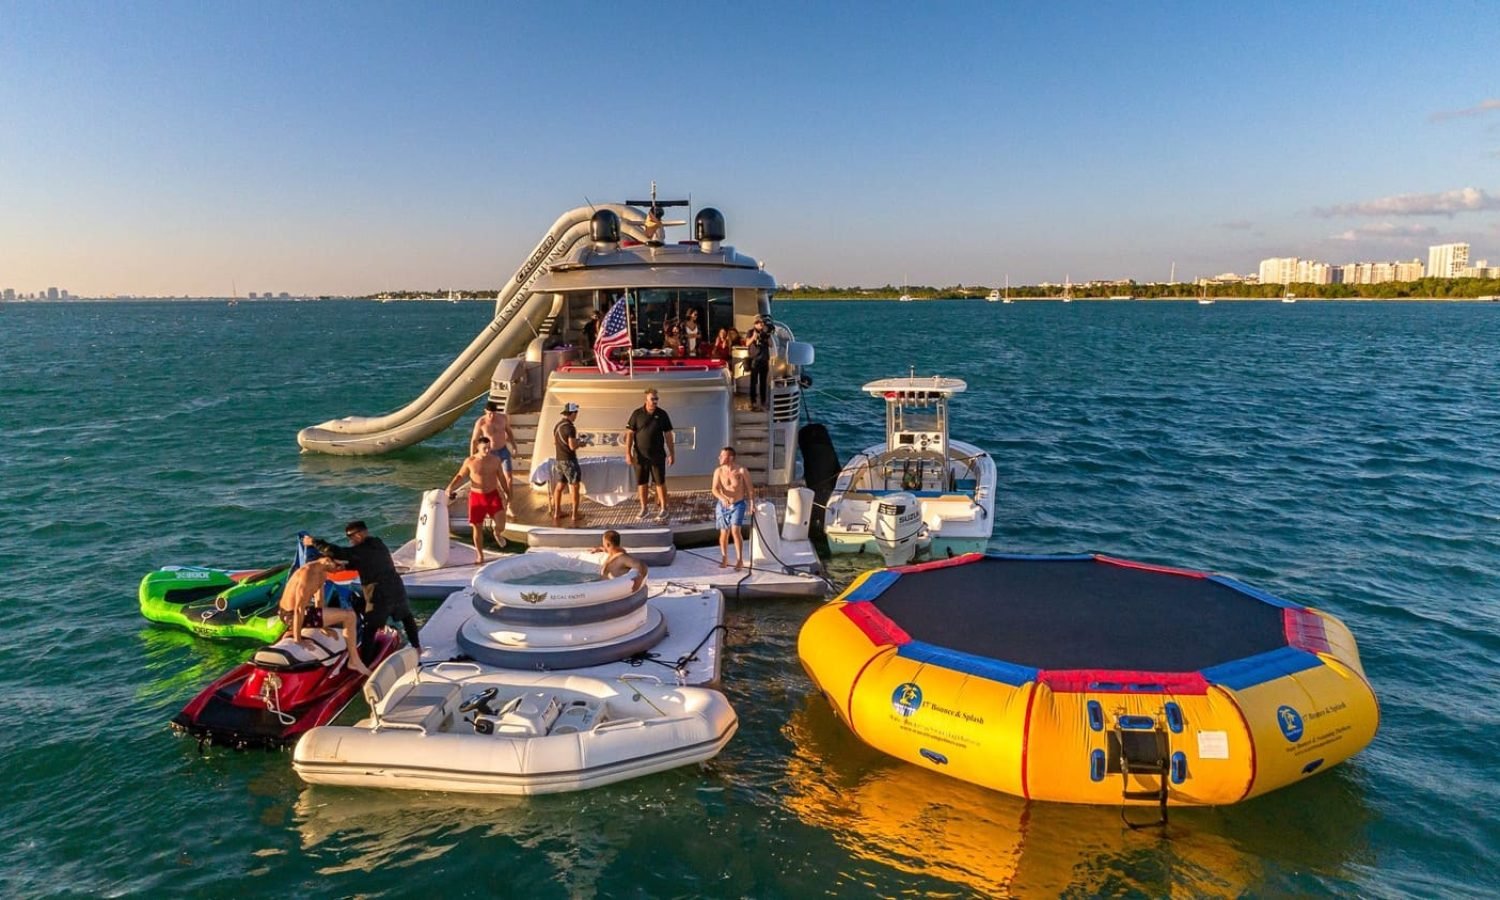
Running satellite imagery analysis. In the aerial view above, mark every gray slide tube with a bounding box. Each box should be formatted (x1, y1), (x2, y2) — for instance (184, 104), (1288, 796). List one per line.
(297, 204), (642, 455)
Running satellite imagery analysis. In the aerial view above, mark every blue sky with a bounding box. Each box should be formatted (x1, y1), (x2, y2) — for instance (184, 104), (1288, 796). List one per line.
(2, 1), (1497, 295)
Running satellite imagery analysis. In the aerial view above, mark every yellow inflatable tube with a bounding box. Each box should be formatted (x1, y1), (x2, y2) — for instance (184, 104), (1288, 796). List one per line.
(797, 554), (1379, 807)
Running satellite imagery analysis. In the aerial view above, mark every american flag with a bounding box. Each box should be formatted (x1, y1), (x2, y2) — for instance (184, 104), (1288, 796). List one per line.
(593, 298), (632, 374)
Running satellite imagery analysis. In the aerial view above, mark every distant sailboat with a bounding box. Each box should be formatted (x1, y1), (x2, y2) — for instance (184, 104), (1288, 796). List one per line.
(1198, 281), (1214, 305)
(1003, 275), (1013, 303)
(228, 279), (239, 307)
(898, 276), (913, 302)
(1282, 289), (1297, 304)
(1061, 275), (1073, 302)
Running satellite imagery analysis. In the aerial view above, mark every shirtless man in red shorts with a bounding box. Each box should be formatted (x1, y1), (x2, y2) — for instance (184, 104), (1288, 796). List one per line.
(445, 435), (509, 563)
(276, 556), (370, 675)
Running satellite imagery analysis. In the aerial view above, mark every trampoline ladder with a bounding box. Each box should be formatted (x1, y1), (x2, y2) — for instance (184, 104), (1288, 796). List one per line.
(1114, 717), (1171, 829)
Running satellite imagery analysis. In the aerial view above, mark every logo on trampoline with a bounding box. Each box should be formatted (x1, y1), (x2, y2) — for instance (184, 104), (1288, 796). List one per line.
(892, 682), (923, 717)
(1276, 705), (1304, 742)
(519, 590), (549, 605)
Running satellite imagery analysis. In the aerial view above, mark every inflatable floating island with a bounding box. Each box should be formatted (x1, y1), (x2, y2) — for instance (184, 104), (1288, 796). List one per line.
(798, 553), (1378, 822)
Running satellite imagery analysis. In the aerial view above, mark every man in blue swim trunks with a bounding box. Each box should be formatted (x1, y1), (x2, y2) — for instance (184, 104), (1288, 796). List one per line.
(471, 401), (517, 494)
(711, 446), (754, 569)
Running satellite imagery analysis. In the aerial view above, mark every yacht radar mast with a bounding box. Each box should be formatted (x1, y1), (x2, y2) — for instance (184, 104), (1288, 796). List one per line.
(625, 181), (689, 244)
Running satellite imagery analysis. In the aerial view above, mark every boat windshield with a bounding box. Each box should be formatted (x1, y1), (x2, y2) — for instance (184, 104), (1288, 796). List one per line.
(891, 402), (943, 436)
(629, 288), (734, 353)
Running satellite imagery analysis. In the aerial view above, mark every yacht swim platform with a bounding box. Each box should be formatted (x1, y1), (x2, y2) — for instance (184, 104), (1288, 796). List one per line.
(397, 536), (830, 604)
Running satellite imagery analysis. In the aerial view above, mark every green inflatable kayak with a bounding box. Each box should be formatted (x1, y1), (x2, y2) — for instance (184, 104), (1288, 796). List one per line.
(138, 536), (360, 643)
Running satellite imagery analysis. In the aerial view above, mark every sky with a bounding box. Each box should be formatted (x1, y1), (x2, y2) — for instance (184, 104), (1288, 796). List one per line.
(2, 1), (1498, 296)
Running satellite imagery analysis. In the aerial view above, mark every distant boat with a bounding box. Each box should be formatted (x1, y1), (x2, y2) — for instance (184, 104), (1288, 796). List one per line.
(1282, 291), (1297, 304)
(898, 276), (912, 302)
(1198, 282), (1214, 305)
(986, 288), (1001, 302)
(1061, 275), (1073, 302)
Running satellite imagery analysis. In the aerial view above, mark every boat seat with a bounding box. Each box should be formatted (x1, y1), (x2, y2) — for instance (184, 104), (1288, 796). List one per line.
(548, 698), (605, 735)
(362, 647), (419, 709)
(492, 691), (562, 737)
(376, 682), (462, 734)
(253, 629), (347, 670)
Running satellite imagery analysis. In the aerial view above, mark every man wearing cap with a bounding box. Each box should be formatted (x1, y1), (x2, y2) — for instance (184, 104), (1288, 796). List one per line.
(624, 388), (675, 520)
(304, 522), (421, 658)
(470, 401), (517, 495)
(550, 402), (585, 526)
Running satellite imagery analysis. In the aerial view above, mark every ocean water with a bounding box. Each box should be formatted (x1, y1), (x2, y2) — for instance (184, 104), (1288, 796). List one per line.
(2, 298), (1497, 897)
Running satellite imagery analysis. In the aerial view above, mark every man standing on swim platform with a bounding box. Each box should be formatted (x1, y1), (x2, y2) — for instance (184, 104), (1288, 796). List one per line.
(624, 387), (674, 520)
(446, 436), (509, 563)
(471, 401), (517, 495)
(712, 446), (754, 569)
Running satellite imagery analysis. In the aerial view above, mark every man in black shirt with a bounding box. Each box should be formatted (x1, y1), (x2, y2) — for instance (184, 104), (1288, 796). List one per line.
(747, 315), (773, 409)
(624, 388), (675, 520)
(305, 521), (421, 657)
(550, 402), (584, 526)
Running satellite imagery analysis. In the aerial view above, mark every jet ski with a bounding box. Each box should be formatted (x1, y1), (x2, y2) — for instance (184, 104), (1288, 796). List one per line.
(139, 534), (360, 643)
(171, 625), (401, 750)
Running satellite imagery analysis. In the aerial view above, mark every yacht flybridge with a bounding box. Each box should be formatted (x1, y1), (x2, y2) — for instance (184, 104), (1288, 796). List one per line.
(823, 373), (997, 566)
(298, 187), (820, 546)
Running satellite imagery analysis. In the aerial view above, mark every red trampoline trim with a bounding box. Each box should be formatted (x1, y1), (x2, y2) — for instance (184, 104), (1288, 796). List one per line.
(1020, 684), (1038, 800)
(1094, 554), (1207, 578)
(1038, 669), (1210, 695)
(1284, 608), (1332, 654)
(892, 552), (985, 574)
(840, 601), (912, 647)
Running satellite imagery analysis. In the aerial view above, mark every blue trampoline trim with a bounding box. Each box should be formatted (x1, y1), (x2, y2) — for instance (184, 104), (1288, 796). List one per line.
(1202, 646), (1322, 690)
(983, 552), (1096, 562)
(844, 570), (901, 603)
(1208, 574), (1302, 610)
(898, 640), (1039, 687)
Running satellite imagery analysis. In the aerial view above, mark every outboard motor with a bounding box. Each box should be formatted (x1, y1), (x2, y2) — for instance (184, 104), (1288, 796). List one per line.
(873, 492), (924, 567)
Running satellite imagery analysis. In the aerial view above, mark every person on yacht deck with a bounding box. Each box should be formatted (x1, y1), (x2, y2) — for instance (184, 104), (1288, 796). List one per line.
(712, 446), (754, 569)
(471, 401), (518, 494)
(624, 387), (675, 520)
(446, 437), (509, 564)
(550, 402), (584, 526)
(682, 308), (702, 355)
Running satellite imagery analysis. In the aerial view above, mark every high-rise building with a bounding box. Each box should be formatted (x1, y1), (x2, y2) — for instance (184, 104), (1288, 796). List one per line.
(2, 288), (14, 301)
(1394, 259), (1424, 282)
(1258, 257), (1300, 284)
(1427, 243), (1470, 278)
(46, 287), (59, 301)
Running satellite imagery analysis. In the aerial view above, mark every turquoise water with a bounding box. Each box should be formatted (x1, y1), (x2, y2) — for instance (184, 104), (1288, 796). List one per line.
(3, 298), (1498, 896)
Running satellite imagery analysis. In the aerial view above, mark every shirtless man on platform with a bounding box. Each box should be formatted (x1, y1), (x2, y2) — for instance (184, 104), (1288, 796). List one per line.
(712, 446), (754, 569)
(595, 530), (648, 592)
(276, 556), (370, 675)
(446, 436), (509, 564)
(471, 401), (518, 494)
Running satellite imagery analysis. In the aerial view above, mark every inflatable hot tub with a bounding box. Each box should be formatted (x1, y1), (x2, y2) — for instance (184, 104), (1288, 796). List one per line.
(458, 552), (666, 670)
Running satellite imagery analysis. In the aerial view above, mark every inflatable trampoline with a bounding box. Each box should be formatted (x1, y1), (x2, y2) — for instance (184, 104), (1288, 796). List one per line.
(797, 553), (1379, 818)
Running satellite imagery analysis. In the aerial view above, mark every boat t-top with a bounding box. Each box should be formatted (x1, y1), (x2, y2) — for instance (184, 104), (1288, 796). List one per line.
(823, 372), (997, 566)
(297, 185), (820, 547)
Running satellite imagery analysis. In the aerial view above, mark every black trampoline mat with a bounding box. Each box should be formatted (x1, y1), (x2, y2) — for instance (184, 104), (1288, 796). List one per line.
(872, 559), (1288, 672)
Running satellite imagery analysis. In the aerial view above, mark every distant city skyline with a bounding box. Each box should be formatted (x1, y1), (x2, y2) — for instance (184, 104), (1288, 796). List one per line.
(2, 3), (1497, 295)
